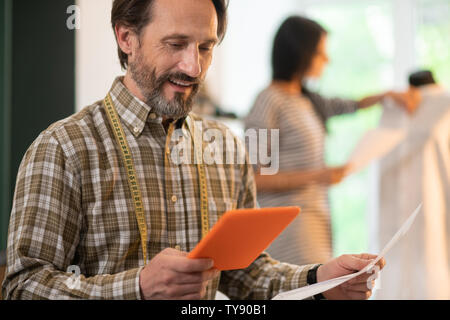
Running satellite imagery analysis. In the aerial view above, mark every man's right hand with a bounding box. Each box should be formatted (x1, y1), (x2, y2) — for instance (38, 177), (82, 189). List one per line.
(139, 248), (219, 300)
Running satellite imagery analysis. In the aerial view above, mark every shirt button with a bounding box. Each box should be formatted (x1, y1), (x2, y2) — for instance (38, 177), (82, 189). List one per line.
(133, 127), (139, 134)
(149, 113), (157, 120)
(171, 195), (178, 203)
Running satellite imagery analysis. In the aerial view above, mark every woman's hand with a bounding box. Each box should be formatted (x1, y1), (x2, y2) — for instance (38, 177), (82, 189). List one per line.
(386, 90), (422, 115)
(317, 166), (349, 185)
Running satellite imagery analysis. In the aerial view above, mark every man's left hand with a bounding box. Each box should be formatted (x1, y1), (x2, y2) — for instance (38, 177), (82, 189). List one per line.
(317, 254), (386, 300)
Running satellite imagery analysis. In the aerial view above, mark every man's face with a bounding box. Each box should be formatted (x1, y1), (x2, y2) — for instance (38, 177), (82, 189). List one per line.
(128, 0), (219, 119)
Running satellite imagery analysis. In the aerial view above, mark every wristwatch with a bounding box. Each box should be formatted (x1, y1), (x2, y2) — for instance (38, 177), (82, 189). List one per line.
(307, 264), (326, 300)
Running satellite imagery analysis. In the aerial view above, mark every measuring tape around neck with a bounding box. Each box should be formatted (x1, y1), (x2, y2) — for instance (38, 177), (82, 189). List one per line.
(186, 116), (210, 240)
(104, 94), (210, 265)
(104, 94), (149, 264)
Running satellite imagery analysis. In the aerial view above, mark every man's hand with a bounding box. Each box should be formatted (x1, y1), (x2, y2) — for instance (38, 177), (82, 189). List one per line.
(317, 254), (386, 300)
(139, 248), (219, 300)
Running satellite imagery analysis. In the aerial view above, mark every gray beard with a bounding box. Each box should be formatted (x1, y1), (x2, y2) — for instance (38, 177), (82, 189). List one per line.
(145, 86), (196, 120)
(129, 53), (200, 120)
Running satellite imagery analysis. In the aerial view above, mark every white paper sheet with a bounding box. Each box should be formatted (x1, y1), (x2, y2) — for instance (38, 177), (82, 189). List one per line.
(346, 128), (406, 175)
(272, 203), (423, 300)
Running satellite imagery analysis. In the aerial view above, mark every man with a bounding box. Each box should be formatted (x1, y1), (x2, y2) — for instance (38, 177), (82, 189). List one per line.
(376, 70), (450, 299)
(2, 0), (384, 300)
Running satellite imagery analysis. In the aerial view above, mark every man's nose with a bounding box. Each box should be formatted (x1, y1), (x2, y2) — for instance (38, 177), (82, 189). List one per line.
(178, 46), (202, 79)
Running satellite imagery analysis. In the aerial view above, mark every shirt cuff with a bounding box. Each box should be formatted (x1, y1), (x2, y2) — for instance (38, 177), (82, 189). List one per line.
(135, 266), (145, 300)
(103, 266), (145, 300)
(291, 264), (321, 290)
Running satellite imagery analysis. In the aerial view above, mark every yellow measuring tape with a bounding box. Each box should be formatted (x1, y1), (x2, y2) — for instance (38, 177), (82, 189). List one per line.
(103, 94), (210, 265)
(104, 94), (149, 264)
(186, 116), (210, 239)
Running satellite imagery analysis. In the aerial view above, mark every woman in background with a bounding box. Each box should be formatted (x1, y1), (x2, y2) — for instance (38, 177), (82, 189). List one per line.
(245, 16), (410, 265)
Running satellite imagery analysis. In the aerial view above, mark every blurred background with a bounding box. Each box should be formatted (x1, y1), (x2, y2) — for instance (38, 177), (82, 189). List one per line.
(0, 0), (449, 275)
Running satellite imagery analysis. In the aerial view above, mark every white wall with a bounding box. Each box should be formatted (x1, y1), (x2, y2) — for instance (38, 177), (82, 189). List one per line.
(213, 0), (299, 116)
(76, 0), (123, 112)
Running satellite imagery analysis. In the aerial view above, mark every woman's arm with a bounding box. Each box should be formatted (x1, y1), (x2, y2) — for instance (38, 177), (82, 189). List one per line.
(358, 91), (419, 113)
(254, 166), (347, 193)
(358, 92), (389, 109)
(308, 90), (415, 120)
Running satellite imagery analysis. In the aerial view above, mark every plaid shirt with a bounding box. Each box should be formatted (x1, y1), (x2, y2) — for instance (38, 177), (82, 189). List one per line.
(2, 77), (316, 300)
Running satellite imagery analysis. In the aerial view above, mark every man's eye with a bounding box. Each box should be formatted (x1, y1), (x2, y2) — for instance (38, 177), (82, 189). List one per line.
(169, 43), (184, 49)
(200, 46), (212, 52)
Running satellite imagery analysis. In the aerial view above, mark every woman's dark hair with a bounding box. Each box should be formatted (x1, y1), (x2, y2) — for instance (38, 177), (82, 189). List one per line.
(272, 16), (327, 81)
(111, 0), (229, 70)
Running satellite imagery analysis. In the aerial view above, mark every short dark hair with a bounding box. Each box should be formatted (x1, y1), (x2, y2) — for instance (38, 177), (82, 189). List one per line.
(272, 16), (327, 81)
(111, 0), (229, 70)
(409, 70), (436, 87)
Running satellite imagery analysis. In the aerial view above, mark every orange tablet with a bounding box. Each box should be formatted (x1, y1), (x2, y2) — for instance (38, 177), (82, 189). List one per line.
(188, 207), (301, 271)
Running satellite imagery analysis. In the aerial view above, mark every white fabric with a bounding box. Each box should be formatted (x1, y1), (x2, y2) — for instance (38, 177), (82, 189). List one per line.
(376, 85), (450, 299)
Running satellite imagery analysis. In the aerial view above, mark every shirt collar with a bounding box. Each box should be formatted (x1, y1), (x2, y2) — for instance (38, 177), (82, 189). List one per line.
(108, 77), (159, 138)
(108, 77), (193, 136)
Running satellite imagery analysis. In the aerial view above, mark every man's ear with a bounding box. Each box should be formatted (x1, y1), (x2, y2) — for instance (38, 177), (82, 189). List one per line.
(115, 24), (137, 59)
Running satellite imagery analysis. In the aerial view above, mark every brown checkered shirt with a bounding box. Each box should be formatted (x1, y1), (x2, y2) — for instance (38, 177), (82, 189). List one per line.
(2, 78), (316, 300)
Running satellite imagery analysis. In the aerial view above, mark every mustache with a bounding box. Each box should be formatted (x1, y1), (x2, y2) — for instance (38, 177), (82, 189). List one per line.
(159, 72), (200, 86)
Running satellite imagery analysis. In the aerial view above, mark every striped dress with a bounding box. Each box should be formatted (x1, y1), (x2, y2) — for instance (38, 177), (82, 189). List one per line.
(245, 86), (358, 266)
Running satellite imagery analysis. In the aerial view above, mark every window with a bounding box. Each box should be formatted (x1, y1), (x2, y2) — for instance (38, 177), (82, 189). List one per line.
(304, 0), (394, 256)
(416, 0), (450, 87)
(209, 0), (449, 258)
